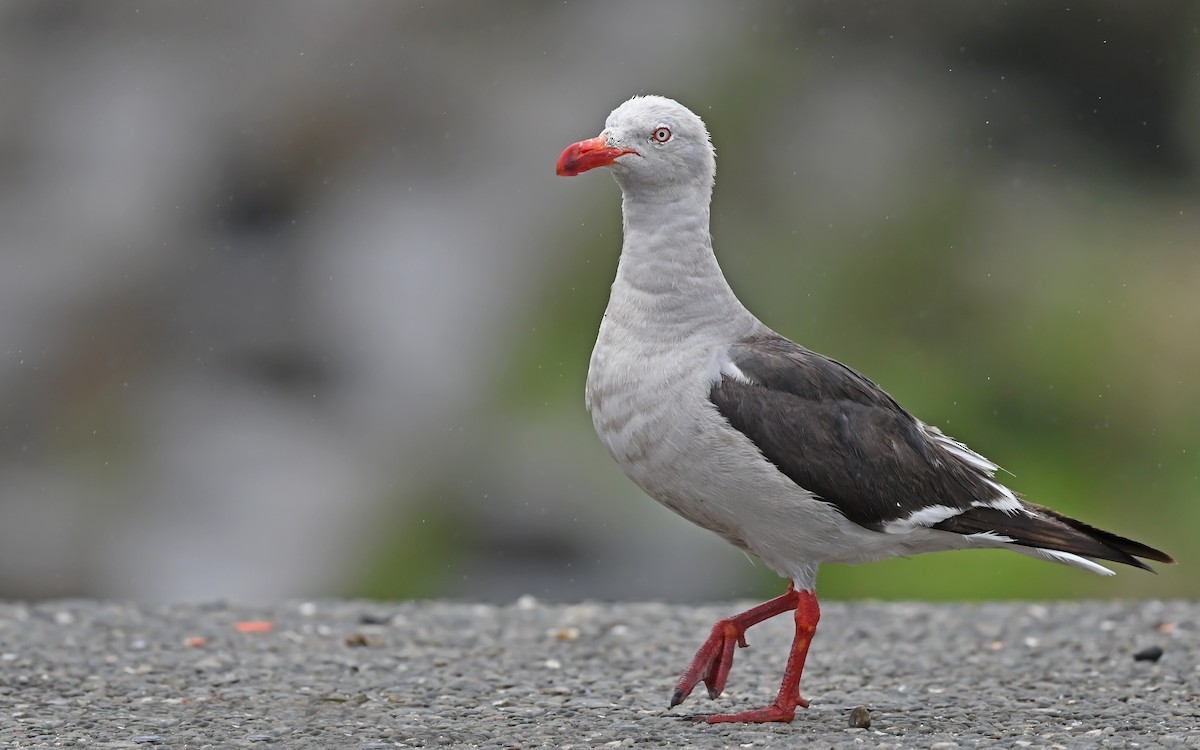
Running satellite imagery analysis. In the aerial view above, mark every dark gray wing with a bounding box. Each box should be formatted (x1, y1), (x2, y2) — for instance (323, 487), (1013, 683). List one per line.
(711, 333), (992, 530)
(710, 333), (1173, 570)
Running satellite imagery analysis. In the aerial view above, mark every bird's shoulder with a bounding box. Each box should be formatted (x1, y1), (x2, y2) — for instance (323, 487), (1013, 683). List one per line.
(714, 332), (906, 413)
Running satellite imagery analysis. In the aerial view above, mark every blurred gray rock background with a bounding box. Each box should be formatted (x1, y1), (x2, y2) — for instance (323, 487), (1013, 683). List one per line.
(0, 1), (1194, 602)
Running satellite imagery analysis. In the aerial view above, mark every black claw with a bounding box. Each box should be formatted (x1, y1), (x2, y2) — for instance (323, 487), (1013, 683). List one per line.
(669, 689), (684, 708)
(707, 686), (720, 700)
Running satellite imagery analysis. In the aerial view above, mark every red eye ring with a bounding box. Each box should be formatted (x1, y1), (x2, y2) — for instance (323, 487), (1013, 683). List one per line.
(652, 127), (672, 143)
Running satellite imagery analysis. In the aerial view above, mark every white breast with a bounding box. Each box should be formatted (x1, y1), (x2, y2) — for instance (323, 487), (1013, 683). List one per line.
(587, 311), (863, 584)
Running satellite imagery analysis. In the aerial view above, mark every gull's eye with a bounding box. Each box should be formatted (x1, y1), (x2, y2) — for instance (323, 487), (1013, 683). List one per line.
(652, 127), (672, 143)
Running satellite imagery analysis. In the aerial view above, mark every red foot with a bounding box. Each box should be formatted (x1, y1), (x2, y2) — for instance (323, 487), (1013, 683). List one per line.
(699, 695), (808, 724)
(670, 587), (800, 708)
(669, 587), (821, 725)
(670, 618), (747, 707)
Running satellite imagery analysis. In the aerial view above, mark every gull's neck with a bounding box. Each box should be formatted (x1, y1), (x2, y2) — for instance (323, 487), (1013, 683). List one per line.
(610, 185), (753, 337)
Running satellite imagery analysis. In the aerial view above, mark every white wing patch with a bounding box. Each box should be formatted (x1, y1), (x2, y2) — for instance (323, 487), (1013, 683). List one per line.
(1026, 548), (1116, 577)
(972, 480), (1024, 515)
(965, 530), (1016, 544)
(922, 421), (1029, 515)
(881, 422), (1033, 535)
(965, 536), (1116, 576)
(923, 423), (1000, 473)
(883, 504), (963, 534)
(707, 346), (752, 385)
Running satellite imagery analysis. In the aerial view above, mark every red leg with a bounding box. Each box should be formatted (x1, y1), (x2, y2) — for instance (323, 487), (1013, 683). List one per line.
(703, 589), (820, 724)
(670, 583), (800, 709)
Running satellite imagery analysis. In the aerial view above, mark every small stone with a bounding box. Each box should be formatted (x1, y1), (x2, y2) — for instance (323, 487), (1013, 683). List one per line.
(848, 705), (872, 728)
(344, 632), (369, 647)
(516, 594), (539, 610)
(1133, 645), (1163, 662)
(234, 620), (274, 634)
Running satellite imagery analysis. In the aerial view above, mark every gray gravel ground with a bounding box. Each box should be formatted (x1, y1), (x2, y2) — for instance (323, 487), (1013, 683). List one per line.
(0, 599), (1196, 748)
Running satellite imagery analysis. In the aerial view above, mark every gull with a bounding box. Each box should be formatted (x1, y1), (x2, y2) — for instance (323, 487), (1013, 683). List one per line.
(555, 94), (1173, 724)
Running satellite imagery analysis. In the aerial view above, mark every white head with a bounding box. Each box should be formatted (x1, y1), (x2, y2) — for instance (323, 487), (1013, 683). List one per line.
(557, 95), (715, 200)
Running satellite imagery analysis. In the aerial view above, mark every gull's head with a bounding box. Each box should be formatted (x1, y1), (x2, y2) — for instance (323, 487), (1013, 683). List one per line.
(556, 95), (715, 198)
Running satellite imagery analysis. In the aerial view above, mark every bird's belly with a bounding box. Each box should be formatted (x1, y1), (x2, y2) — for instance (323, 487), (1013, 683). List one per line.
(586, 339), (865, 573)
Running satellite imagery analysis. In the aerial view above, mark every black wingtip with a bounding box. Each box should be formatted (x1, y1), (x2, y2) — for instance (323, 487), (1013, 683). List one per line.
(1044, 507), (1175, 570)
(1138, 548), (1176, 566)
(1130, 550), (1175, 573)
(935, 503), (1173, 573)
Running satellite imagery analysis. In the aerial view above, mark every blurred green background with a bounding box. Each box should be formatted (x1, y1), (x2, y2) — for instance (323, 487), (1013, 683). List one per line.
(0, 1), (1193, 603)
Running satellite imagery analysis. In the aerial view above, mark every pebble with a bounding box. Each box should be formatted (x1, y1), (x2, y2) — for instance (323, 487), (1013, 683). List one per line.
(848, 706), (872, 728)
(1132, 645), (1164, 662)
(0, 600), (1192, 749)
